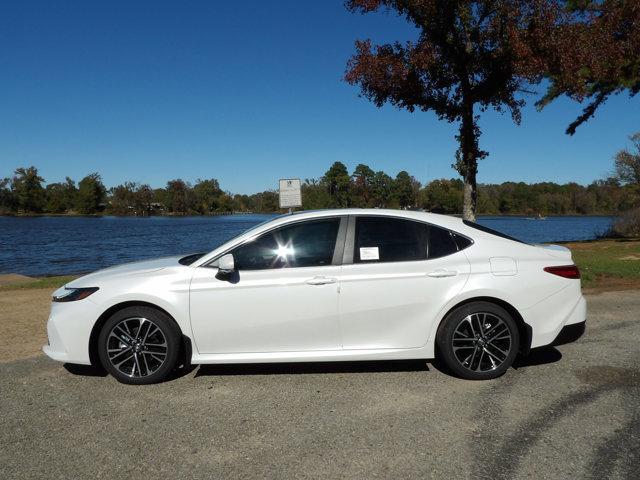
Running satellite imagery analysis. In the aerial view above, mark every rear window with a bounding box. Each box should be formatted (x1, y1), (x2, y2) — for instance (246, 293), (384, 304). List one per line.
(428, 225), (459, 259)
(462, 220), (526, 244)
(452, 233), (473, 250)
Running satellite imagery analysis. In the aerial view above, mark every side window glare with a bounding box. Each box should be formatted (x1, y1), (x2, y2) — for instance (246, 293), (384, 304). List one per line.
(230, 218), (341, 270)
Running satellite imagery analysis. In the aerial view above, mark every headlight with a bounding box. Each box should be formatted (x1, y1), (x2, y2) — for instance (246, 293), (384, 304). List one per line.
(52, 287), (99, 302)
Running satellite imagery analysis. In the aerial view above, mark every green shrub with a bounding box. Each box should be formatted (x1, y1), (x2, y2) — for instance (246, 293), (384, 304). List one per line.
(610, 208), (640, 238)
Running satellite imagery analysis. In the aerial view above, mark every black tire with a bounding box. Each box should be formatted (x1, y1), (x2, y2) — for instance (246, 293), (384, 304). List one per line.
(98, 306), (181, 385)
(436, 301), (519, 380)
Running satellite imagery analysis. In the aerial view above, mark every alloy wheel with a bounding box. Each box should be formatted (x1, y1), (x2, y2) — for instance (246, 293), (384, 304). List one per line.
(451, 312), (513, 372)
(106, 317), (168, 378)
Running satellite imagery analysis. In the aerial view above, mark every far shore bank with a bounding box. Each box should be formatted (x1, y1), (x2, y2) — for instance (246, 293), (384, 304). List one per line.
(0, 211), (261, 218)
(0, 212), (620, 218)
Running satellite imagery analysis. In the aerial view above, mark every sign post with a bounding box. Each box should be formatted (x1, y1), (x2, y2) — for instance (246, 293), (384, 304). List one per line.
(278, 178), (302, 213)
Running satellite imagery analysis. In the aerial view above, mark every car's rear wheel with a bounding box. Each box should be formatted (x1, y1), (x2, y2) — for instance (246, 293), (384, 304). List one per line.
(436, 301), (519, 380)
(98, 306), (181, 385)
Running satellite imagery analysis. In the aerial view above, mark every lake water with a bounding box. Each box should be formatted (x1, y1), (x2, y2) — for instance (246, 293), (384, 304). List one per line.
(0, 214), (614, 276)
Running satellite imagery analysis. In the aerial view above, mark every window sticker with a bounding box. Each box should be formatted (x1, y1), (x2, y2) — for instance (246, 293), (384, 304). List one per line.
(359, 247), (379, 261)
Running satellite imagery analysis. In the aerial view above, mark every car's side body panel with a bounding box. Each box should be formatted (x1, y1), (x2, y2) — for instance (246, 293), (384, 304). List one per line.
(189, 264), (342, 354)
(337, 251), (470, 350)
(190, 345), (431, 364)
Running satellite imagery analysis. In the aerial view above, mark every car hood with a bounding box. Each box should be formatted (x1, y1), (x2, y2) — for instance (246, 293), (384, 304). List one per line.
(65, 256), (186, 288)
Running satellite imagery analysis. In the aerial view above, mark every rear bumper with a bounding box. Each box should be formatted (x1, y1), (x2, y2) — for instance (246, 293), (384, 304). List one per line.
(552, 320), (586, 346)
(523, 290), (586, 348)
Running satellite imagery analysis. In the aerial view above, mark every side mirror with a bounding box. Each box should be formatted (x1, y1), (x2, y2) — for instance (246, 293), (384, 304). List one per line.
(217, 253), (235, 275)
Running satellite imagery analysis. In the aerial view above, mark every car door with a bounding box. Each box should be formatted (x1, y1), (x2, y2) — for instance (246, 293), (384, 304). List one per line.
(189, 216), (346, 354)
(338, 215), (471, 350)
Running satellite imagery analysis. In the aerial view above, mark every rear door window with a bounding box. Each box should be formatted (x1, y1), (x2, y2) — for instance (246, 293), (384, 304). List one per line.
(354, 217), (429, 263)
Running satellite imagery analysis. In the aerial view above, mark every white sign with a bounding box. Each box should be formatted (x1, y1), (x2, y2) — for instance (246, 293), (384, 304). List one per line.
(359, 247), (380, 261)
(279, 178), (302, 209)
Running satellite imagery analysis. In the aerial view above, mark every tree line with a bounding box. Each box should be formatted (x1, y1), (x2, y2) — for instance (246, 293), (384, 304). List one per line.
(2, 140), (638, 216)
(3, 2), (637, 221)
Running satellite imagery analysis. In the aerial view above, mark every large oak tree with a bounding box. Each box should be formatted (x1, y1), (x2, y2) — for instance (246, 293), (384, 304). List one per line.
(538, 0), (640, 134)
(344, 0), (563, 220)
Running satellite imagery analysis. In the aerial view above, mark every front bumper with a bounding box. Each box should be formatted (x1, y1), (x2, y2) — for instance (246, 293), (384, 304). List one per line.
(42, 299), (97, 365)
(42, 345), (71, 363)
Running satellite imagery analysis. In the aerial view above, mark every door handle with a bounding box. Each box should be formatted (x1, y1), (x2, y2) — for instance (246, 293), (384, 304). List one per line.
(305, 276), (337, 285)
(426, 269), (457, 278)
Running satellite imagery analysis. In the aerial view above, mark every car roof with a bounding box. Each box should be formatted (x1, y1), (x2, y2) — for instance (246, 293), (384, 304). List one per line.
(286, 208), (466, 230)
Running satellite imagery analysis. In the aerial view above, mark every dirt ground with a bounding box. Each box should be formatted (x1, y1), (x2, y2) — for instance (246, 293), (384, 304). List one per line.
(1, 289), (639, 479)
(0, 288), (51, 362)
(0, 273), (33, 286)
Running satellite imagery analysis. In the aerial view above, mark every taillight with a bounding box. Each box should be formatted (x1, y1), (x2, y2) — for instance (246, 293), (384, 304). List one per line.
(543, 265), (581, 279)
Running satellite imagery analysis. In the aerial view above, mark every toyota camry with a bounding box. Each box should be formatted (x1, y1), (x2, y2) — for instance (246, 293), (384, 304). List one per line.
(43, 209), (586, 384)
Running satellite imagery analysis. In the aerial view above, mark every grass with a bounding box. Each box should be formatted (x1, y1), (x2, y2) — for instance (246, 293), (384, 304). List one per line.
(563, 238), (640, 290)
(0, 275), (77, 292)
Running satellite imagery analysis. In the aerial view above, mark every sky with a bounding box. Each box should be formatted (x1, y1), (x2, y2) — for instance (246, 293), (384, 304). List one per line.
(1, 0), (638, 194)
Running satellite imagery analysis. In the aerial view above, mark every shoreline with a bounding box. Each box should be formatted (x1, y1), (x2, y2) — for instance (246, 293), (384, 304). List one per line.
(2, 237), (634, 280)
(2, 237), (638, 293)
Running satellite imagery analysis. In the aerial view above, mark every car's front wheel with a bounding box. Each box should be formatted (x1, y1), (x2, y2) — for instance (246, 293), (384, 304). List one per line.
(98, 306), (181, 385)
(436, 301), (519, 380)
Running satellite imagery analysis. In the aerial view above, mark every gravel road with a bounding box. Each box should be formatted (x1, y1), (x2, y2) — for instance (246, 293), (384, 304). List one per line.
(1, 290), (639, 479)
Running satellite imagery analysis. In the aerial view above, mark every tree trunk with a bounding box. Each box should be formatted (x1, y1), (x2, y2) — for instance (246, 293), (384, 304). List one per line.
(462, 172), (476, 221)
(460, 99), (478, 222)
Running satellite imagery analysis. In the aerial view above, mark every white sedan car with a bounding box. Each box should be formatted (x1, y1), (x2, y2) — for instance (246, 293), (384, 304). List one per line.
(43, 209), (586, 384)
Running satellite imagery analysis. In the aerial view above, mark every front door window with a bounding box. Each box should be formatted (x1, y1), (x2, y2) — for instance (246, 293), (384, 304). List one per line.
(231, 218), (341, 270)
